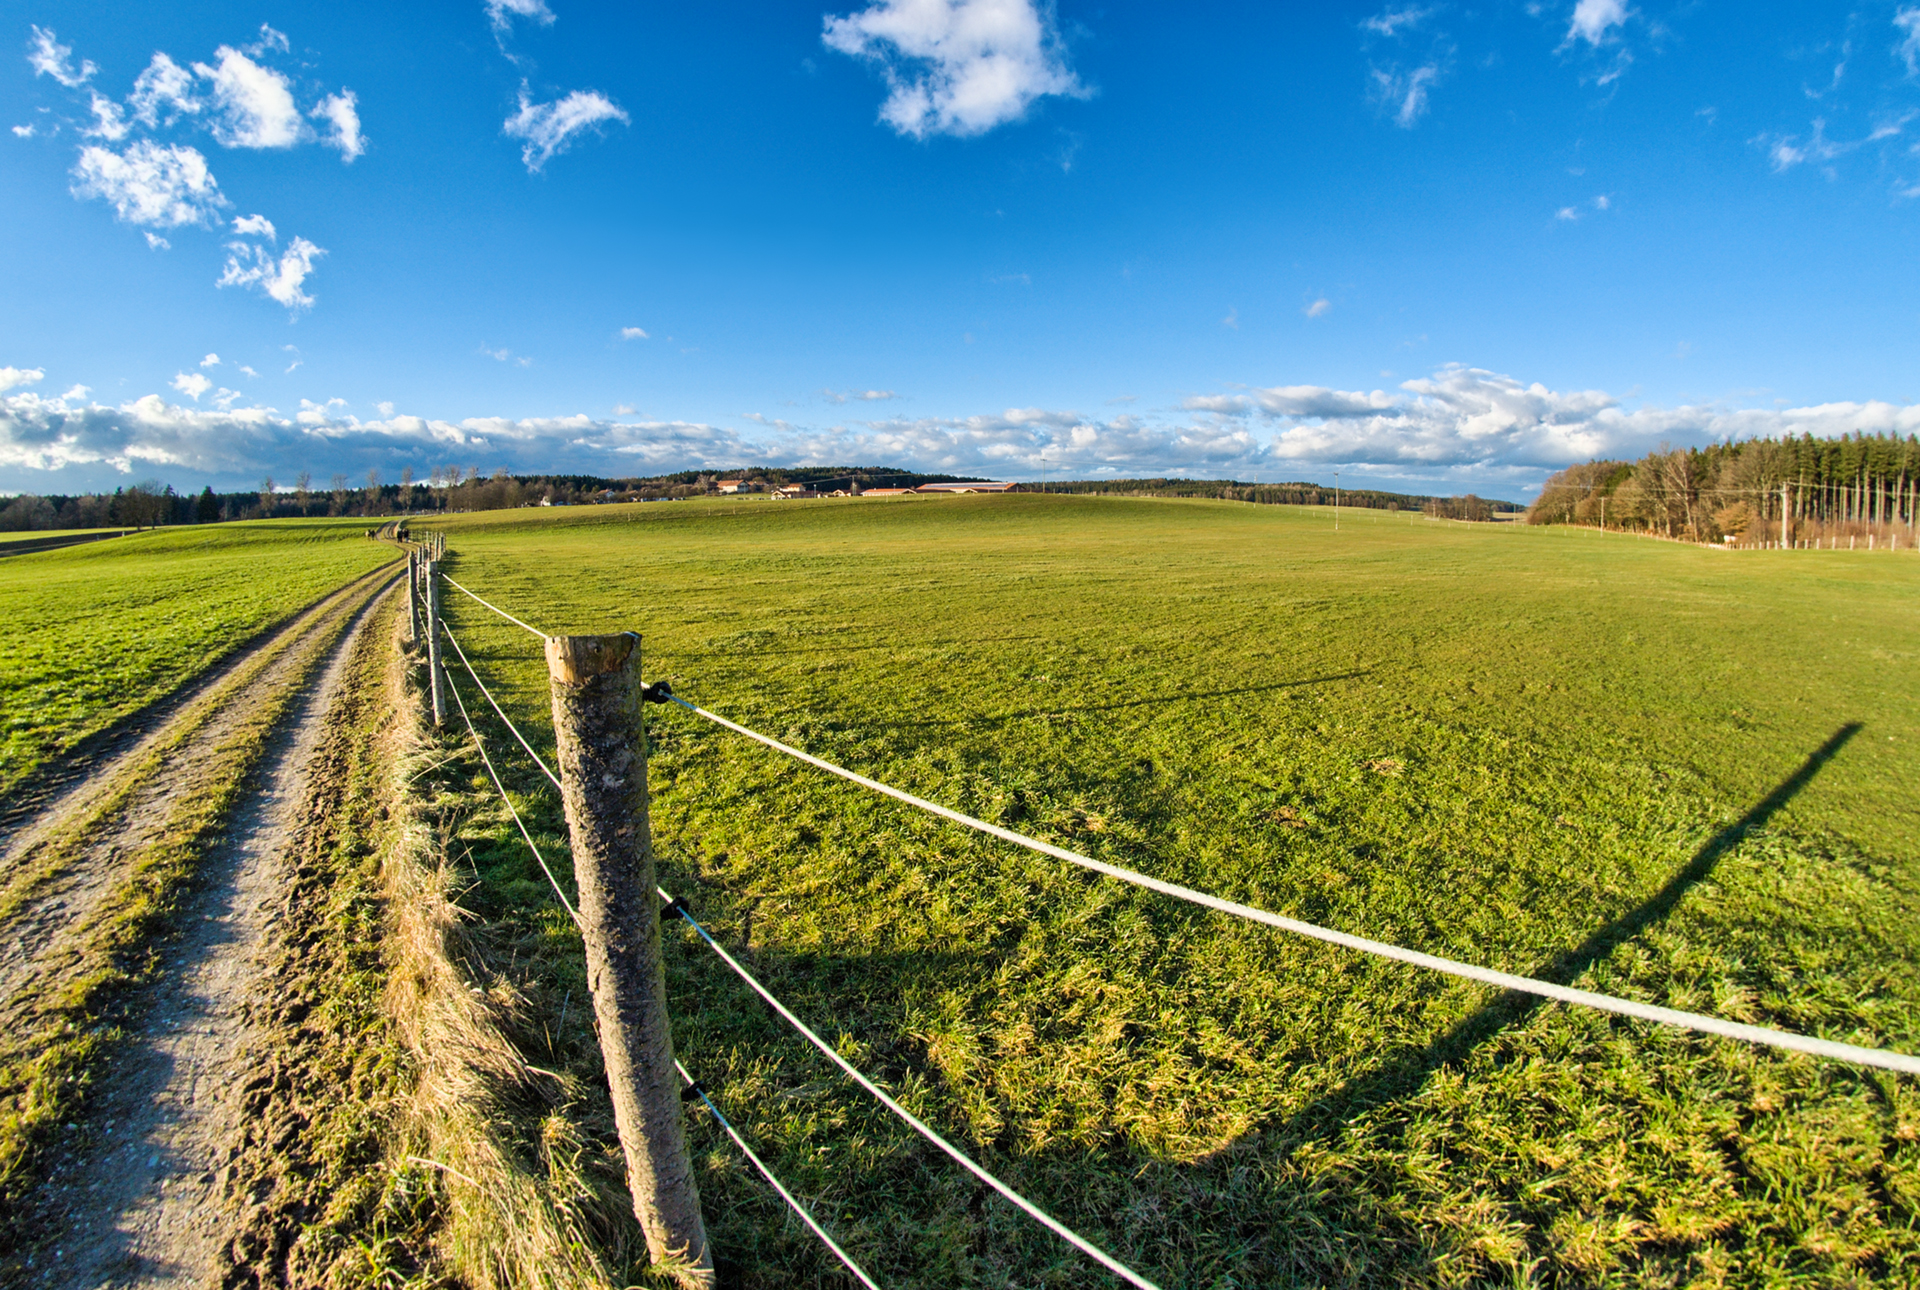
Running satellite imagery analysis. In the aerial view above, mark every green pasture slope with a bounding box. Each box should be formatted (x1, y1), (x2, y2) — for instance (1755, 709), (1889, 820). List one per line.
(0, 519), (398, 799)
(431, 495), (1919, 1288)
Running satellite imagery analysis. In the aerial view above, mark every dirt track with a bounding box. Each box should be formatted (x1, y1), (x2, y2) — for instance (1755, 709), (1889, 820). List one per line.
(0, 566), (398, 1286)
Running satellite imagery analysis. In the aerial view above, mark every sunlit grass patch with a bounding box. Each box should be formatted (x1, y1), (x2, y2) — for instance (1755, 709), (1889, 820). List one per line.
(418, 494), (1919, 1285)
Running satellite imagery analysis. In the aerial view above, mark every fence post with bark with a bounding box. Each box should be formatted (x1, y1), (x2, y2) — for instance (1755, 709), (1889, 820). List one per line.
(545, 633), (713, 1285)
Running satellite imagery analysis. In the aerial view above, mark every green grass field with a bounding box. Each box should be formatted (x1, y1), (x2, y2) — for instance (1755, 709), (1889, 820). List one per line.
(0, 519), (398, 799)
(427, 495), (1920, 1287)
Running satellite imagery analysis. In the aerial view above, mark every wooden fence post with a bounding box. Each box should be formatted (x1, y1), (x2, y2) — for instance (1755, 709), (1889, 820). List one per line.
(545, 634), (712, 1285)
(406, 549), (420, 645)
(426, 560), (445, 726)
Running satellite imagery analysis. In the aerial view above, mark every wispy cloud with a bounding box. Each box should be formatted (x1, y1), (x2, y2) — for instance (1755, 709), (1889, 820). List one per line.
(822, 0), (1088, 139)
(1897, 7), (1920, 76)
(200, 353), (221, 368)
(219, 235), (325, 311)
(194, 46), (304, 149)
(487, 0), (557, 33)
(71, 142), (226, 228)
(1304, 297), (1332, 318)
(1370, 62), (1441, 127)
(480, 344), (535, 367)
(170, 371), (212, 400)
(233, 213), (276, 239)
(1363, 6), (1433, 38)
(822, 388), (899, 404)
(129, 53), (200, 127)
(502, 85), (629, 171)
(0, 368), (45, 393)
(312, 90), (364, 161)
(620, 326), (650, 340)
(27, 26), (94, 88)
(1566, 0), (1630, 47)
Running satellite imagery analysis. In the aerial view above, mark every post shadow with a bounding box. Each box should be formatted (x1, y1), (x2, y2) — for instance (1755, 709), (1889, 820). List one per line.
(1276, 721), (1863, 1143)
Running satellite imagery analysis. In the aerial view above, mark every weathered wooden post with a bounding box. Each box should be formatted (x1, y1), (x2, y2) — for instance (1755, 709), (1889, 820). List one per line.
(545, 634), (712, 1285)
(406, 549), (419, 645)
(426, 560), (445, 727)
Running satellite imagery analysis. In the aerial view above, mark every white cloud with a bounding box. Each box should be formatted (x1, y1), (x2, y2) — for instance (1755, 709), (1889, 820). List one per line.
(487, 0), (557, 32)
(1221, 306), (1239, 329)
(12, 124), (35, 138)
(1364, 6), (1432, 37)
(28, 26), (94, 88)
(1897, 7), (1920, 75)
(71, 141), (226, 228)
(620, 326), (650, 339)
(1371, 63), (1439, 127)
(129, 52), (201, 127)
(1556, 205), (1580, 219)
(194, 47), (303, 149)
(239, 364), (258, 378)
(377, 401), (395, 416)
(200, 353), (220, 368)
(1567, 0), (1629, 47)
(62, 385), (90, 401)
(503, 86), (629, 171)
(85, 93), (130, 141)
(0, 367), (46, 393)
(218, 236), (325, 311)
(6, 364), (1920, 495)
(171, 371), (212, 400)
(313, 90), (364, 161)
(1304, 298), (1332, 318)
(145, 232), (170, 250)
(822, 0), (1088, 139)
(248, 24), (291, 56)
(823, 389), (900, 403)
(1594, 193), (1611, 210)
(233, 213), (276, 240)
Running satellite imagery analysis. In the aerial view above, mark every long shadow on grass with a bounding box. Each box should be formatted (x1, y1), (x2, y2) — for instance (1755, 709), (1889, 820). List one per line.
(1277, 720), (1863, 1143)
(889, 671), (1373, 730)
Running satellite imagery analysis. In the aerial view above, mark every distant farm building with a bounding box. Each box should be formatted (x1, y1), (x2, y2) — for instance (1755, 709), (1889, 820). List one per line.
(715, 479), (748, 493)
(861, 488), (915, 496)
(913, 481), (1019, 494)
(771, 485), (822, 500)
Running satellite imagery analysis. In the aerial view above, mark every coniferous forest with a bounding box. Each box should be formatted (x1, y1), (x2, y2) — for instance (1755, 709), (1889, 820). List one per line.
(1527, 432), (1919, 546)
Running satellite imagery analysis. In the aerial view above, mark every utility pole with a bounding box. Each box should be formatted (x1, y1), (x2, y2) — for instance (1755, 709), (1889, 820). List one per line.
(1334, 470), (1340, 532)
(546, 634), (712, 1285)
(1781, 482), (1790, 549)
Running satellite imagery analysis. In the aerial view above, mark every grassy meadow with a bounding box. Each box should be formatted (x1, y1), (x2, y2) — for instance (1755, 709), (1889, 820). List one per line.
(424, 494), (1919, 1287)
(0, 518), (398, 799)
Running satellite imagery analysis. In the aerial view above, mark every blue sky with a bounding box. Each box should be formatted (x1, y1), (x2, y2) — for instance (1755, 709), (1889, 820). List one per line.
(4, 0), (1920, 499)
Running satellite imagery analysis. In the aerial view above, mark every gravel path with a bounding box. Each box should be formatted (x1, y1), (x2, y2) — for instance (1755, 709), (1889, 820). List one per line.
(7, 577), (394, 1288)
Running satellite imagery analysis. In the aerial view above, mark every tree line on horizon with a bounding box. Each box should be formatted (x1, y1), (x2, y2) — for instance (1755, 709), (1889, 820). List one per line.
(1527, 431), (1919, 545)
(0, 465), (986, 531)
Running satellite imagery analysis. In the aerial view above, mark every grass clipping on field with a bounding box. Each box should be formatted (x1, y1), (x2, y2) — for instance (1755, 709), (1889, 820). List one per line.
(384, 618), (641, 1290)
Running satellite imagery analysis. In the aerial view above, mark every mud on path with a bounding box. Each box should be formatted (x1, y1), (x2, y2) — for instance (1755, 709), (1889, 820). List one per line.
(0, 565), (401, 1286)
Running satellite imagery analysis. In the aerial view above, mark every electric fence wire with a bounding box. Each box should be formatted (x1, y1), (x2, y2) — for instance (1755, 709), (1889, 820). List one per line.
(661, 690), (1920, 1077)
(658, 885), (1162, 1290)
(441, 620), (563, 792)
(443, 573), (550, 642)
(432, 621), (894, 1287)
(439, 650), (579, 925)
(674, 1059), (883, 1290)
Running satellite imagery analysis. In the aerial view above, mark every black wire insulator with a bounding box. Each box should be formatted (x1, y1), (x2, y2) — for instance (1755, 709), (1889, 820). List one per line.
(640, 680), (674, 704)
(680, 1082), (707, 1104)
(661, 895), (689, 921)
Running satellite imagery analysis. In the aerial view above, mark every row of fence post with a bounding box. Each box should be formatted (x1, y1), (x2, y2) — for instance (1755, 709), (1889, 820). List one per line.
(406, 542), (713, 1283)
